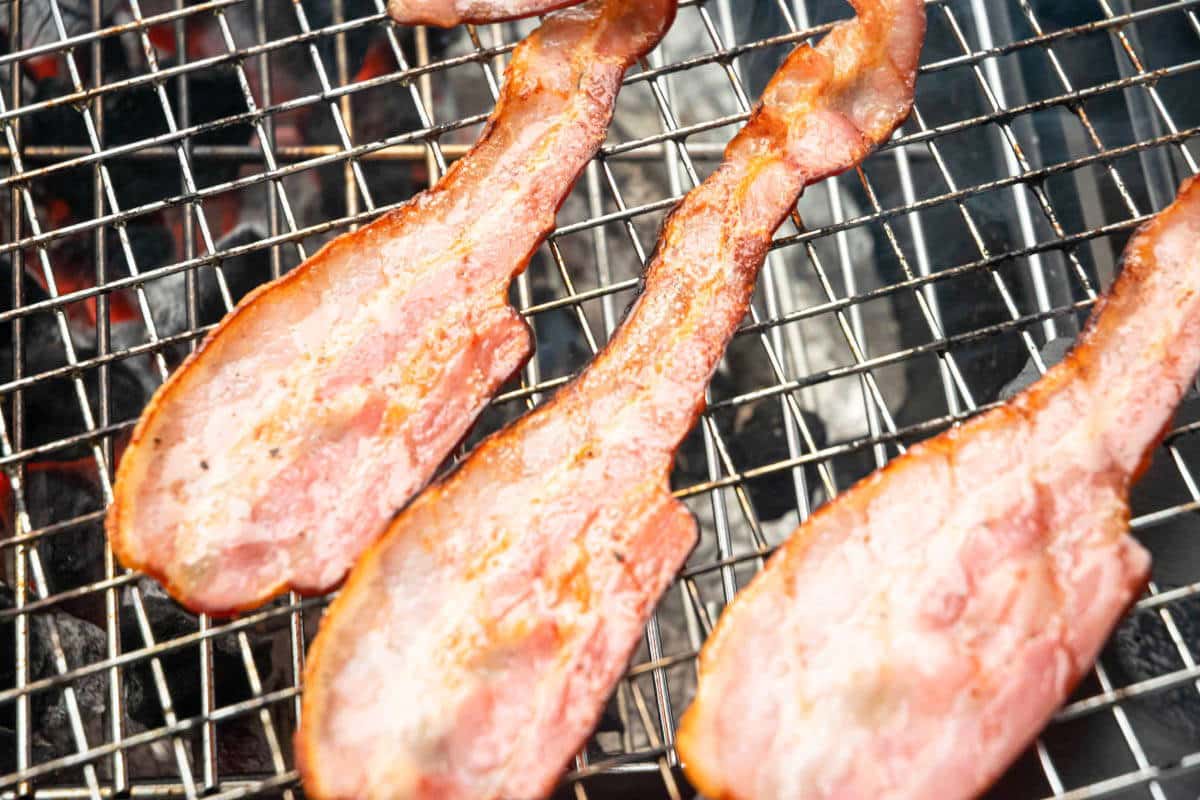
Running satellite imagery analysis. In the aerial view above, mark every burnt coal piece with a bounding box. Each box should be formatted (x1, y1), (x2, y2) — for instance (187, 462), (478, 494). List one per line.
(119, 590), (272, 729)
(0, 585), (169, 779)
(724, 399), (827, 523)
(29, 607), (127, 759)
(109, 223), (273, 370)
(216, 717), (277, 776)
(671, 369), (736, 498)
(26, 467), (106, 603)
(527, 255), (593, 382)
(188, 225), (274, 327)
(302, 22), (448, 218)
(0, 265), (147, 457)
(28, 67), (252, 218)
(669, 359), (829, 522)
(1111, 595), (1200, 743)
(0, 588), (51, 768)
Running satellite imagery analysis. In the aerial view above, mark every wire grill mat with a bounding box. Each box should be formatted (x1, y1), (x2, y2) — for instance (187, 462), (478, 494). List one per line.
(1, 0), (1200, 798)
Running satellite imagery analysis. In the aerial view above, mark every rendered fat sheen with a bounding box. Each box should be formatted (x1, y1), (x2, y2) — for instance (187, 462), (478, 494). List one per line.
(296, 2), (924, 798)
(387, 0), (585, 26)
(106, 0), (677, 616)
(674, 178), (1200, 800)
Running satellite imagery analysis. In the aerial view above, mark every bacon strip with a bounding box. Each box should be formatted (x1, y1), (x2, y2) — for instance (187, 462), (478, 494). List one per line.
(674, 184), (1200, 800)
(387, 0), (583, 26)
(296, 3), (924, 798)
(106, 0), (676, 617)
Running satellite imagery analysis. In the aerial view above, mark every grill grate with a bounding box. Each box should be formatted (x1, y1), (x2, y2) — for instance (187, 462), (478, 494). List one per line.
(1, 0), (1200, 798)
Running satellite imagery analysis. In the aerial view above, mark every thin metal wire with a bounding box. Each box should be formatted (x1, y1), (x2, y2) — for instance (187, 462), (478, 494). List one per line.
(1, 1), (1199, 798)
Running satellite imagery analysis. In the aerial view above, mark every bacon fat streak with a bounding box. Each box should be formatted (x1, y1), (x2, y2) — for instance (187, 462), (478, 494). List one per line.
(297, 2), (923, 798)
(107, 0), (675, 616)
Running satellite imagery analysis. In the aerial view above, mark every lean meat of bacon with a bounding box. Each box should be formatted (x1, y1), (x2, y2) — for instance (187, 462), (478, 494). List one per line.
(107, 0), (676, 616)
(387, 0), (584, 26)
(296, 2), (924, 798)
(675, 178), (1200, 800)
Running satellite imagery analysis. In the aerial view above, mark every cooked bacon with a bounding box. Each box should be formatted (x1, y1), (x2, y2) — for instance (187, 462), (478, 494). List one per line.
(674, 182), (1200, 800)
(387, 0), (582, 26)
(296, 2), (924, 798)
(106, 0), (676, 617)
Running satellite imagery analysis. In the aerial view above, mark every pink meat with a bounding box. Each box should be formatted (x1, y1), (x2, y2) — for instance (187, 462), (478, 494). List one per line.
(676, 177), (1200, 800)
(107, 0), (676, 616)
(387, 0), (583, 26)
(297, 2), (923, 798)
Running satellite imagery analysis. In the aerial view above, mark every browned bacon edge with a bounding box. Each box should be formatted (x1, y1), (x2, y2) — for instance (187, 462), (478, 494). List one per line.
(387, 0), (583, 26)
(107, 0), (676, 617)
(297, 1), (923, 798)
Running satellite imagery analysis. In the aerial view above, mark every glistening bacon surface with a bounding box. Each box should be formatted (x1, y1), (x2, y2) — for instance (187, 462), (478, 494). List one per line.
(106, 0), (675, 617)
(297, 3), (924, 798)
(387, 0), (583, 26)
(675, 181), (1200, 800)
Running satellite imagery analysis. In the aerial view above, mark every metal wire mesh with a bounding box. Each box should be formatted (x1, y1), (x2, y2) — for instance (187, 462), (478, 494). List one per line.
(0, 0), (1199, 797)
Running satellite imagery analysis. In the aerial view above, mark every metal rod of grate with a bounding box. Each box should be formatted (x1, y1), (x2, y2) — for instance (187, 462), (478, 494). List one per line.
(1, 0), (1199, 798)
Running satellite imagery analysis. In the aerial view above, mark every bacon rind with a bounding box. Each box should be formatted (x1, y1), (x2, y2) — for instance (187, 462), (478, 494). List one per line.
(674, 183), (1200, 800)
(387, 0), (583, 26)
(106, 0), (676, 617)
(297, 2), (923, 798)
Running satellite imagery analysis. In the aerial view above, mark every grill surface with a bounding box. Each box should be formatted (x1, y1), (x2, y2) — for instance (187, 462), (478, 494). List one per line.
(1, 0), (1199, 798)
